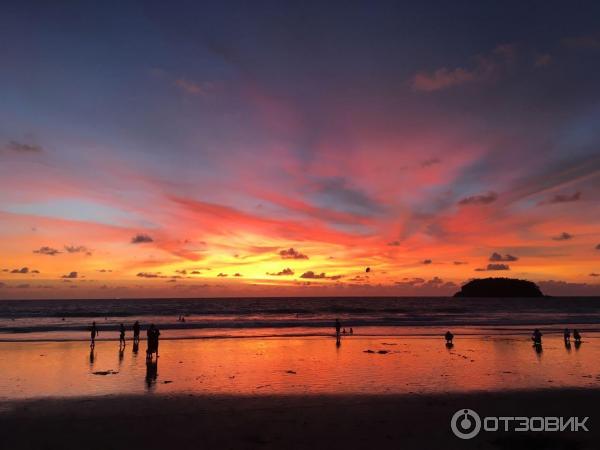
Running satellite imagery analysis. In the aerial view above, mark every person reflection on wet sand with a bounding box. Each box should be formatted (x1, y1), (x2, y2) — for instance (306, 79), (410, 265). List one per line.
(146, 358), (158, 389)
(132, 341), (139, 354)
(89, 348), (95, 365)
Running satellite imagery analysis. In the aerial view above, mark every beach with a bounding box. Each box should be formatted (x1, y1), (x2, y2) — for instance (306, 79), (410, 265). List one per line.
(1, 390), (598, 449)
(2, 298), (600, 448)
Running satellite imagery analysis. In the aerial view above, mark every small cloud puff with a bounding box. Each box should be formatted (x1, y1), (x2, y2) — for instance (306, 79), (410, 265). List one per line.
(34, 246), (61, 256)
(131, 234), (154, 244)
(279, 248), (309, 260)
(61, 271), (78, 279)
(267, 268), (294, 276)
(552, 232), (573, 241)
(475, 264), (510, 271)
(489, 252), (519, 262)
(458, 192), (498, 206)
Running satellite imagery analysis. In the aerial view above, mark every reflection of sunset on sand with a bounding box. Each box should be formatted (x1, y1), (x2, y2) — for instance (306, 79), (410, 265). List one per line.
(1, 331), (599, 399)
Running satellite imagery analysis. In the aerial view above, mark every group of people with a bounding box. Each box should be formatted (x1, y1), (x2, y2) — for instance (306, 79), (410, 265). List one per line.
(531, 328), (582, 346)
(89, 320), (160, 359)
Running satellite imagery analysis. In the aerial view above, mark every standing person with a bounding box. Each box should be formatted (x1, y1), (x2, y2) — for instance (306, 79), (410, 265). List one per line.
(119, 323), (126, 347)
(532, 329), (543, 345)
(335, 318), (341, 344)
(90, 321), (99, 348)
(133, 321), (140, 344)
(573, 329), (582, 343)
(563, 328), (571, 343)
(445, 331), (454, 344)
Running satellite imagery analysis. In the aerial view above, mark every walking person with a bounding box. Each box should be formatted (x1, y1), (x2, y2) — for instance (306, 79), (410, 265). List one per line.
(119, 323), (126, 347)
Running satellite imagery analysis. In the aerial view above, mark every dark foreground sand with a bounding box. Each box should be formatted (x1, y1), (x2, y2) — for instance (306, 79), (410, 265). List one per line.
(1, 389), (598, 450)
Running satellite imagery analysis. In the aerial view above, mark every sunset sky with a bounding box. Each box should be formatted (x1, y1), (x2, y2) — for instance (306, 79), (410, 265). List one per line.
(1, 1), (599, 298)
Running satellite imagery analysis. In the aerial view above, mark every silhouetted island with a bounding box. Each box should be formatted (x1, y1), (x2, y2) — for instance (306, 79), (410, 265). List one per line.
(454, 277), (544, 298)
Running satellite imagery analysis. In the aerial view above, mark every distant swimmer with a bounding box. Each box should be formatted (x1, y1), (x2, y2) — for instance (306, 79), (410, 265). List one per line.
(342, 328), (347, 334)
(563, 328), (571, 343)
(445, 331), (454, 344)
(573, 329), (582, 344)
(532, 329), (543, 345)
(350, 328), (354, 335)
(119, 323), (126, 347)
(133, 320), (140, 344)
(90, 321), (99, 347)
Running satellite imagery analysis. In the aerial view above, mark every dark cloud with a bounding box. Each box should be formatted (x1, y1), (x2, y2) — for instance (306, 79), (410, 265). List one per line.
(234, 273), (242, 277)
(5, 140), (43, 153)
(16, 284), (30, 289)
(453, 261), (468, 265)
(279, 248), (309, 260)
(596, 244), (600, 250)
(136, 272), (163, 278)
(175, 269), (187, 275)
(31, 269), (40, 273)
(61, 271), (78, 279)
(552, 232), (573, 241)
(190, 270), (201, 274)
(11, 267), (29, 274)
(131, 234), (154, 244)
(300, 271), (327, 279)
(475, 263), (510, 271)
(387, 241), (401, 246)
(590, 273), (599, 277)
(33, 246), (61, 256)
(97, 269), (113, 273)
(458, 191), (498, 206)
(422, 259), (432, 265)
(267, 268), (294, 276)
(217, 273), (228, 277)
(64, 245), (91, 255)
(541, 191), (581, 205)
(489, 252), (519, 262)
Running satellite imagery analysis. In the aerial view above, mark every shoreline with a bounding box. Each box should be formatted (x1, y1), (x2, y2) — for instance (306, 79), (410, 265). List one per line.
(1, 389), (598, 449)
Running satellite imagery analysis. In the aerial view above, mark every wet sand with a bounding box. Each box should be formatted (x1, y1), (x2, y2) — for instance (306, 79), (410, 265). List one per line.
(1, 389), (598, 450)
(2, 333), (600, 399)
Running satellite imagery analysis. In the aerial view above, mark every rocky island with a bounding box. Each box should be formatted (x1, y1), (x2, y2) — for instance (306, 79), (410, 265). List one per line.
(454, 277), (544, 298)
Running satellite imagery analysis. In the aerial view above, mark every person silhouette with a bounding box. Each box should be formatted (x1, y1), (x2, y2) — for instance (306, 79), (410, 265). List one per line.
(119, 323), (126, 347)
(90, 321), (99, 348)
(445, 331), (454, 344)
(133, 320), (140, 344)
(335, 318), (341, 341)
(563, 328), (571, 344)
(573, 329), (582, 344)
(349, 328), (353, 335)
(146, 324), (161, 360)
(532, 329), (543, 346)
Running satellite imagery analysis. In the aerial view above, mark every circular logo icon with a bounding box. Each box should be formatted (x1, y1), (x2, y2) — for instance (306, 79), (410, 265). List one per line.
(451, 409), (481, 439)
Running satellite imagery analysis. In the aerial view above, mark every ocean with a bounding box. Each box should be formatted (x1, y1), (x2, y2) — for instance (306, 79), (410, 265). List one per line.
(2, 296), (600, 341)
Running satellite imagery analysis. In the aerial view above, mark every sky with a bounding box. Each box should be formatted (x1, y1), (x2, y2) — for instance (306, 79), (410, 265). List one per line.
(1, 1), (599, 299)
